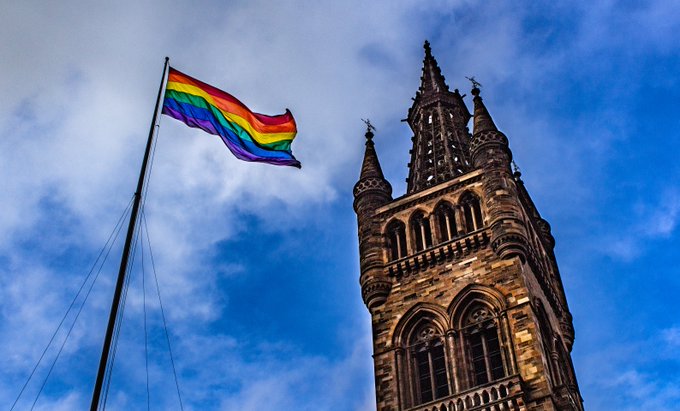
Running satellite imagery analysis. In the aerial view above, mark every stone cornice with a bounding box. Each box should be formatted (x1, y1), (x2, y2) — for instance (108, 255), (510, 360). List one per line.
(376, 169), (484, 218)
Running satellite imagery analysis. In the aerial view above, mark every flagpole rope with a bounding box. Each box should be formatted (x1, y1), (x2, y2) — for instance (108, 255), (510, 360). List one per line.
(100, 216), (144, 410)
(141, 122), (161, 202)
(11, 196), (134, 411)
(143, 211), (185, 411)
(139, 107), (160, 411)
(96, 105), (164, 410)
(29, 251), (110, 411)
(100, 110), (162, 410)
(138, 105), (162, 411)
(141, 224), (150, 411)
(136, 118), (186, 410)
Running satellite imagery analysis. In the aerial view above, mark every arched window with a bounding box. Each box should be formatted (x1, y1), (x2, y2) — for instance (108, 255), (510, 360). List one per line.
(464, 305), (505, 387)
(409, 324), (450, 405)
(386, 220), (407, 261)
(460, 192), (483, 233)
(411, 211), (433, 252)
(434, 202), (457, 243)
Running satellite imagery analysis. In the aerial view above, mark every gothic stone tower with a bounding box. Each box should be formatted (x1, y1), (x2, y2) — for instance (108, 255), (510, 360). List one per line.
(353, 42), (584, 411)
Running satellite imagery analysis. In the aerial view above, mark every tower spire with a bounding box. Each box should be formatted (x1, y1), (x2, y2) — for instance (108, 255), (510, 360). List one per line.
(357, 127), (389, 184)
(419, 40), (449, 95)
(354, 124), (392, 211)
(471, 86), (499, 134)
(406, 41), (472, 193)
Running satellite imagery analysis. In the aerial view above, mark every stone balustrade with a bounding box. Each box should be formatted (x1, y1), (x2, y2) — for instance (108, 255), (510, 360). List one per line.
(408, 375), (525, 411)
(386, 230), (490, 278)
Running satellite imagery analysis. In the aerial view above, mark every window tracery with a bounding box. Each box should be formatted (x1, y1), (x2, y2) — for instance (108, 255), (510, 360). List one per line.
(409, 323), (450, 405)
(464, 305), (505, 387)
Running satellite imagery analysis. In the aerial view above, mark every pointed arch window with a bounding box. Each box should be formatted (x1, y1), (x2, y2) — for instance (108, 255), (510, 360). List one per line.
(460, 192), (483, 233)
(434, 202), (457, 243)
(411, 211), (433, 252)
(409, 324), (450, 405)
(464, 305), (505, 387)
(386, 220), (407, 261)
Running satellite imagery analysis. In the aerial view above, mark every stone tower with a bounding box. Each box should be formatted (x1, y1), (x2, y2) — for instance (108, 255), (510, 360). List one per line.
(353, 42), (584, 411)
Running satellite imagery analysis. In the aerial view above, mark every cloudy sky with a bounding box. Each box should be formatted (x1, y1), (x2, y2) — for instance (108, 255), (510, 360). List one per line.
(1, 1), (679, 410)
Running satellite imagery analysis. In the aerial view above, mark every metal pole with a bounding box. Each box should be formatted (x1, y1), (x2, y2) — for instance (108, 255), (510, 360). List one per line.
(90, 57), (170, 411)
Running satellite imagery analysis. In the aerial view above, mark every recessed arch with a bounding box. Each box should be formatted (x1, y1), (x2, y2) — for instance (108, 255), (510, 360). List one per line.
(393, 302), (449, 347)
(433, 200), (458, 244)
(448, 284), (506, 329)
(393, 302), (452, 407)
(459, 191), (484, 233)
(385, 218), (407, 261)
(409, 208), (433, 252)
(448, 285), (508, 389)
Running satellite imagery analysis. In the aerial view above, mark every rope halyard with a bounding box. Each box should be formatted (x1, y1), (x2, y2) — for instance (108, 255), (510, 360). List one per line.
(10, 197), (134, 411)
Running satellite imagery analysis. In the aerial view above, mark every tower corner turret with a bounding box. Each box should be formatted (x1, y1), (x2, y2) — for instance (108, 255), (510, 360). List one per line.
(353, 126), (393, 311)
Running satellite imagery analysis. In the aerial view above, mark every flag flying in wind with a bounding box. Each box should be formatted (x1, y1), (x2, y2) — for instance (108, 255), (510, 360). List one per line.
(162, 68), (301, 168)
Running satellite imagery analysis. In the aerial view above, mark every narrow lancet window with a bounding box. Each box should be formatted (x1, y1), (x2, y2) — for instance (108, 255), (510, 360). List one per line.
(460, 192), (483, 233)
(410, 325), (450, 405)
(464, 305), (505, 387)
(386, 220), (407, 261)
(434, 202), (457, 243)
(411, 212), (433, 252)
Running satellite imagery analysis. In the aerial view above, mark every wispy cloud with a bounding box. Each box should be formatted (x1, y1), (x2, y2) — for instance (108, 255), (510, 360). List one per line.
(599, 188), (680, 261)
(1, 1), (680, 410)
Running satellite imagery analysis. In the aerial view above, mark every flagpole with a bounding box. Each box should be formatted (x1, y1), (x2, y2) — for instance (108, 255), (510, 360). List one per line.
(90, 57), (170, 411)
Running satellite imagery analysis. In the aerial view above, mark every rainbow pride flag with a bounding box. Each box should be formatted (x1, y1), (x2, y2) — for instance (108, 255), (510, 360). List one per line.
(162, 68), (300, 168)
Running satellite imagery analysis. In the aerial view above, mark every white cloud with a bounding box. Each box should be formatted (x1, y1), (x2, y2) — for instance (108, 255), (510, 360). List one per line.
(2, 1), (679, 410)
(642, 190), (680, 238)
(599, 188), (680, 261)
(0, 1), (421, 409)
(603, 369), (680, 410)
(661, 326), (680, 350)
(578, 328), (680, 410)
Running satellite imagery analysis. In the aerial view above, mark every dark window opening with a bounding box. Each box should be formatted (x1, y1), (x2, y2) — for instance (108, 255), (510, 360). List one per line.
(465, 306), (505, 388)
(460, 193), (483, 233)
(410, 326), (450, 406)
(411, 212), (433, 252)
(435, 203), (457, 243)
(387, 220), (407, 261)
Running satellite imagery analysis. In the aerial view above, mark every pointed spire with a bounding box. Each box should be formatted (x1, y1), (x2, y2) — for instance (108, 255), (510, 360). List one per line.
(354, 125), (392, 210)
(471, 87), (498, 135)
(406, 41), (473, 193)
(358, 128), (387, 180)
(418, 40), (449, 96)
(469, 85), (511, 169)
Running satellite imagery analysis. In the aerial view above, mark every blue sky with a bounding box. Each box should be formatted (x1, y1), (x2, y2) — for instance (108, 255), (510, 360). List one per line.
(1, 1), (679, 410)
